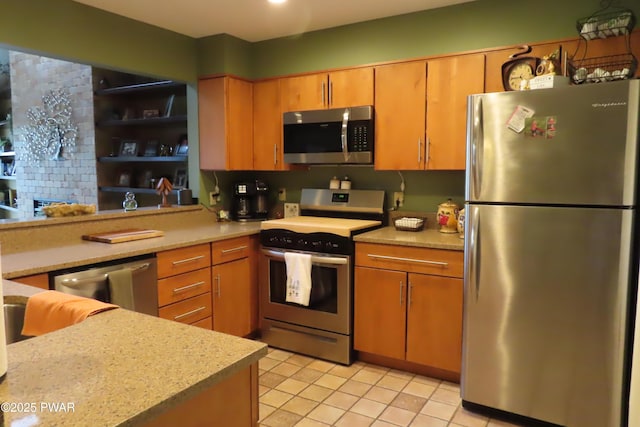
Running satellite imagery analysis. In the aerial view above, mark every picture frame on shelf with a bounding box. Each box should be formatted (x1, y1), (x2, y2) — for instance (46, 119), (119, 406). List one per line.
(143, 140), (158, 157)
(143, 109), (159, 119)
(116, 170), (132, 187)
(164, 94), (175, 117)
(173, 168), (187, 189)
(119, 140), (139, 157)
(174, 134), (188, 156)
(138, 170), (153, 189)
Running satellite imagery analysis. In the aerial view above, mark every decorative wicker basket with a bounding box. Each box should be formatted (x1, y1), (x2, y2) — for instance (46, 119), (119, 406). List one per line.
(394, 217), (425, 232)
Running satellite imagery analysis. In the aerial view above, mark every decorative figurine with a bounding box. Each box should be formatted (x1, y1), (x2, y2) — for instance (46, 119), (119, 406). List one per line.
(156, 177), (173, 208)
(123, 191), (137, 211)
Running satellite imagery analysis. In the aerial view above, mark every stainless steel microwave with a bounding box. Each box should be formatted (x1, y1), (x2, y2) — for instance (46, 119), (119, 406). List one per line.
(283, 105), (374, 165)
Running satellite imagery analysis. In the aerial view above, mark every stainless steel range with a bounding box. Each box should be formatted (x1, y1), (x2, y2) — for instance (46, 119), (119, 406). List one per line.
(259, 188), (385, 365)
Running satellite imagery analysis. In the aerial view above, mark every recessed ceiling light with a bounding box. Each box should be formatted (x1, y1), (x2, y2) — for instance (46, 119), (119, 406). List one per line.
(268, 0), (287, 4)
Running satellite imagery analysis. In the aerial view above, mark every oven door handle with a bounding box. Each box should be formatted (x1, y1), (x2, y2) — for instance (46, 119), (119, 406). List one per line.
(261, 248), (348, 266)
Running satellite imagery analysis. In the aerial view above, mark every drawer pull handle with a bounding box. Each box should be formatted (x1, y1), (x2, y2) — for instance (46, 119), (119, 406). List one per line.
(399, 281), (404, 306)
(215, 274), (221, 297)
(174, 306), (206, 321)
(367, 254), (448, 267)
(172, 255), (205, 266)
(172, 281), (206, 294)
(220, 245), (248, 255)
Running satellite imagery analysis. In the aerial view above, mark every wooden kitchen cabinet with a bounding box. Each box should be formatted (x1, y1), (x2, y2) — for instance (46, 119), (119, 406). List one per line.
(253, 79), (286, 170)
(198, 76), (253, 171)
(354, 242), (463, 377)
(374, 55), (484, 170)
(157, 244), (213, 328)
(211, 236), (258, 337)
(11, 273), (49, 290)
(280, 67), (374, 112)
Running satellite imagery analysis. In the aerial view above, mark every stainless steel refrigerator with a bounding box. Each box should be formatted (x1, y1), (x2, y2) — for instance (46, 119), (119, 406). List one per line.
(462, 79), (640, 427)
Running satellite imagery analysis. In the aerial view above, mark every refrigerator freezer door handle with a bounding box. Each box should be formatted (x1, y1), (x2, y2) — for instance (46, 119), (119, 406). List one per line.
(470, 96), (484, 199)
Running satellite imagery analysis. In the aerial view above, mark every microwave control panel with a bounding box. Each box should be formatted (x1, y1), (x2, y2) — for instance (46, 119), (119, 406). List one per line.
(349, 122), (372, 152)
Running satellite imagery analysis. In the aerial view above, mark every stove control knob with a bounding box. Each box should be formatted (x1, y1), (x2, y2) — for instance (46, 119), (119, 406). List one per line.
(325, 242), (334, 250)
(311, 241), (323, 248)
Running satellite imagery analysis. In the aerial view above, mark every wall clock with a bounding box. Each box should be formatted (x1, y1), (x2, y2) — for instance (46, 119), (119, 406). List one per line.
(501, 45), (540, 91)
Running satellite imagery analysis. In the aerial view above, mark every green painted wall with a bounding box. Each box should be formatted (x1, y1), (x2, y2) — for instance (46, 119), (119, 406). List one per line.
(197, 34), (253, 78)
(0, 0), (198, 83)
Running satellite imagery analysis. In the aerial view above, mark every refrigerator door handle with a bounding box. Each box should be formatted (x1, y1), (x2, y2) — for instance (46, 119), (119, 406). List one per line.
(468, 207), (481, 301)
(470, 96), (484, 199)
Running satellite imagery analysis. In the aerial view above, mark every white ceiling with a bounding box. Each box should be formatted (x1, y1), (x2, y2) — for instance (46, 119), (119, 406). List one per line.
(72, 0), (475, 42)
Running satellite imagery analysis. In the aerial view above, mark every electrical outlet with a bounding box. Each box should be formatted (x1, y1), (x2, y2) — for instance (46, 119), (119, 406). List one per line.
(394, 192), (404, 208)
(278, 188), (287, 202)
(209, 192), (217, 205)
(284, 203), (300, 218)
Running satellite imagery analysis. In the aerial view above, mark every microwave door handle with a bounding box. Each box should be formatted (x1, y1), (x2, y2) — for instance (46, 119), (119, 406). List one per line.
(341, 108), (350, 162)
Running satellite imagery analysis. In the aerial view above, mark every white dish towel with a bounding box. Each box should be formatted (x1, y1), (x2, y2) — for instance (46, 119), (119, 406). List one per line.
(285, 252), (313, 306)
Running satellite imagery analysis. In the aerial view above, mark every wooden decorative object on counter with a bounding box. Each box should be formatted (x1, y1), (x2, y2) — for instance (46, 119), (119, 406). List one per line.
(82, 229), (164, 243)
(156, 177), (173, 208)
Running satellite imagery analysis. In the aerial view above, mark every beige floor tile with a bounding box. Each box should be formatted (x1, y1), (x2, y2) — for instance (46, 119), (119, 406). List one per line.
(338, 379), (373, 397)
(451, 407), (489, 427)
(298, 384), (334, 402)
(371, 420), (399, 427)
(378, 406), (418, 426)
(429, 387), (461, 406)
(259, 403), (277, 422)
(259, 385), (270, 397)
(292, 367), (326, 384)
(272, 362), (303, 377)
(315, 373), (348, 390)
(277, 378), (311, 395)
(261, 389), (295, 408)
(307, 403), (346, 424)
(261, 409), (303, 427)
(387, 368), (415, 380)
(409, 413), (448, 427)
(364, 385), (400, 404)
(351, 368), (386, 385)
(402, 380), (437, 399)
(259, 357), (281, 371)
(363, 364), (390, 375)
(281, 396), (320, 417)
(294, 418), (330, 427)
(307, 359), (337, 372)
(324, 391), (360, 410)
(335, 411), (375, 427)
(412, 374), (441, 388)
(390, 392), (427, 413)
(438, 381), (460, 392)
(328, 363), (363, 378)
(350, 398), (387, 418)
(288, 354), (316, 367)
(420, 400), (457, 421)
(268, 348), (295, 361)
(260, 371), (288, 388)
(377, 373), (411, 391)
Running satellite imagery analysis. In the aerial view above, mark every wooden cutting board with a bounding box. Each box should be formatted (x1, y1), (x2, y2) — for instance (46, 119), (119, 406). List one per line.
(82, 229), (164, 244)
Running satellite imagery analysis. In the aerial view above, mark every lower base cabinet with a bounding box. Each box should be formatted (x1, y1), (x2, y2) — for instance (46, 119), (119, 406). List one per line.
(144, 363), (259, 427)
(354, 243), (463, 378)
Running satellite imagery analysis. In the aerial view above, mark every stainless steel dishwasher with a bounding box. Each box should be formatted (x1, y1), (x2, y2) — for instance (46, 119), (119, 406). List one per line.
(51, 256), (158, 316)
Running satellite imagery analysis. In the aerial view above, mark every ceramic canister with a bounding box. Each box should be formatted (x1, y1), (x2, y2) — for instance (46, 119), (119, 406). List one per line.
(457, 207), (466, 239)
(437, 198), (459, 234)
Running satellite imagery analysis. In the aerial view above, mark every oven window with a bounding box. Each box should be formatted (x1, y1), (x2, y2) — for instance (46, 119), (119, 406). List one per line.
(269, 259), (338, 313)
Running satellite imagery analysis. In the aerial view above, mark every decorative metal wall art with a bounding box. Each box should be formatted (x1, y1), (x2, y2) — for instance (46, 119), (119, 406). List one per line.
(21, 88), (78, 163)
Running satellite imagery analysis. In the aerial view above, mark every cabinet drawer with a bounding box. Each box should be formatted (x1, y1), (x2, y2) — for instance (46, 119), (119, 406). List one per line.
(212, 236), (251, 265)
(191, 316), (213, 330)
(355, 243), (463, 278)
(157, 244), (211, 278)
(158, 292), (212, 324)
(157, 267), (212, 307)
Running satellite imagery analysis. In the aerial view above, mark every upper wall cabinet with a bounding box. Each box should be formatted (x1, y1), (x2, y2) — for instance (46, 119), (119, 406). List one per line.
(374, 55), (485, 171)
(280, 67), (374, 112)
(253, 79), (286, 171)
(198, 76), (253, 171)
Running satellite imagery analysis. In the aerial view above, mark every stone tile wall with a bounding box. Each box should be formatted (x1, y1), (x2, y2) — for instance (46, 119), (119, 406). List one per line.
(10, 52), (97, 219)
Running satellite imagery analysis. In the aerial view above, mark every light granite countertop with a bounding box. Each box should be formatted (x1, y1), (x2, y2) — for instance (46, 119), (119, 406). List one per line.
(0, 282), (267, 426)
(1, 209), (262, 278)
(354, 226), (464, 251)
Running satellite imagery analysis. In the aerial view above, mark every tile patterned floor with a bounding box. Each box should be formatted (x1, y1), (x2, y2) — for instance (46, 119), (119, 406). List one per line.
(259, 347), (525, 427)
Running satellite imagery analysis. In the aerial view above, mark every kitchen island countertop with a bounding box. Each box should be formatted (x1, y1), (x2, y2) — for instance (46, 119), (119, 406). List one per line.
(354, 226), (464, 251)
(0, 281), (267, 426)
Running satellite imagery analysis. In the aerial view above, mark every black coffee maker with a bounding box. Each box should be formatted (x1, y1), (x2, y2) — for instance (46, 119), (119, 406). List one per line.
(232, 180), (269, 221)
